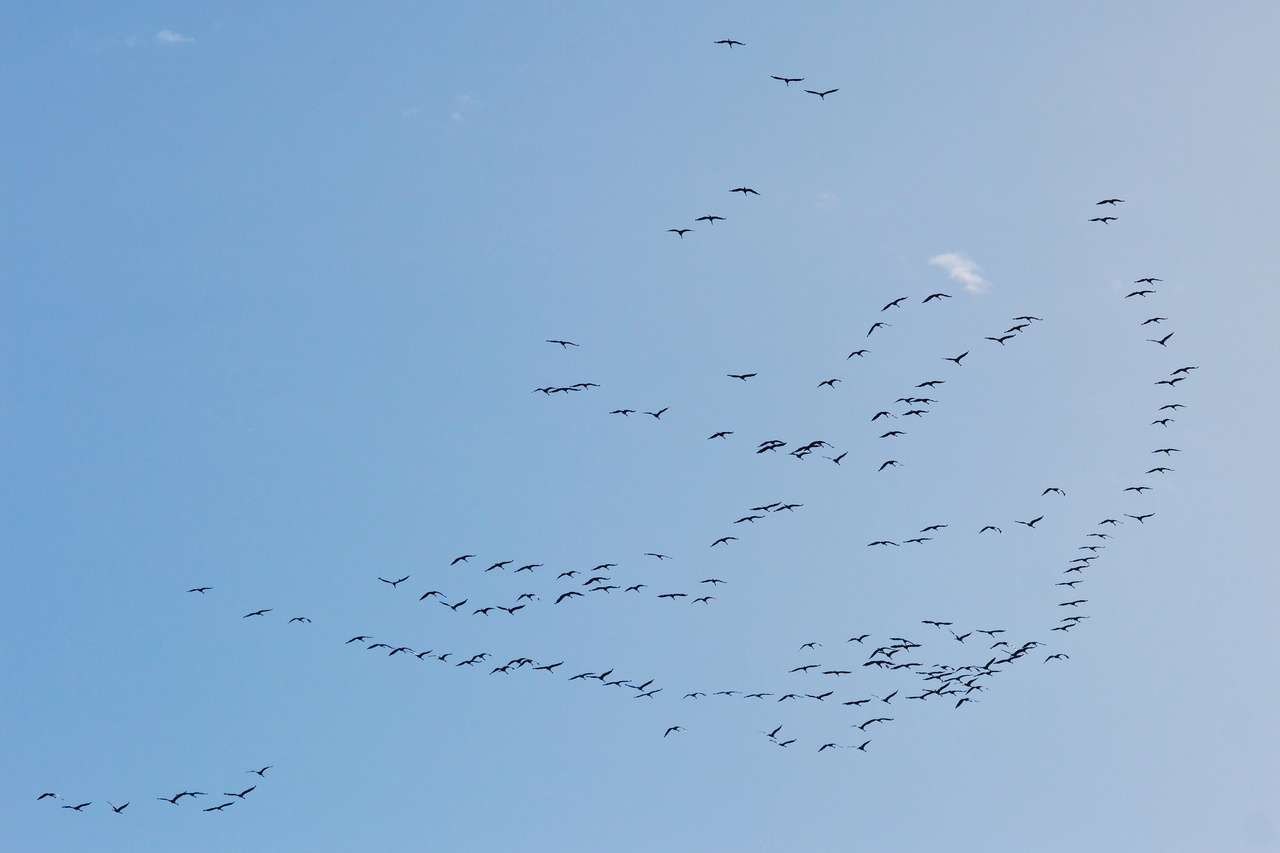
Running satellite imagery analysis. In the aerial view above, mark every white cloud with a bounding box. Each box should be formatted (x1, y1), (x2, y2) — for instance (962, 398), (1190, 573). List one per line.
(451, 94), (480, 122)
(156, 30), (193, 44)
(928, 252), (989, 294)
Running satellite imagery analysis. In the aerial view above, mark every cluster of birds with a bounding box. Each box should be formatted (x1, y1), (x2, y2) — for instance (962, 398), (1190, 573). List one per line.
(42, 37), (1198, 813)
(35, 767), (274, 816)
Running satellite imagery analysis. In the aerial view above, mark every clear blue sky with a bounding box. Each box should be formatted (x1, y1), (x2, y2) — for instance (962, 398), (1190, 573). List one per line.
(4, 3), (1280, 851)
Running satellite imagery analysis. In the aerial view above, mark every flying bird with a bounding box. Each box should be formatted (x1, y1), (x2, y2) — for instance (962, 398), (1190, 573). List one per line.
(730, 187), (760, 195)
(242, 609), (272, 618)
(187, 587), (212, 594)
(643, 407), (669, 419)
(944, 351), (968, 364)
(771, 76), (803, 86)
(805, 88), (839, 99)
(668, 229), (691, 238)
(715, 39), (744, 47)
(1090, 216), (1117, 223)
(546, 339), (578, 347)
(1097, 198), (1124, 205)
(882, 297), (907, 310)
(378, 576), (409, 587)
(728, 373), (756, 380)
(922, 292), (951, 303)
(1148, 333), (1174, 346)
(695, 215), (725, 224)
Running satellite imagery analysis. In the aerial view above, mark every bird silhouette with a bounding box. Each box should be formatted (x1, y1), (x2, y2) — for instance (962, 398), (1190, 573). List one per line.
(805, 88), (838, 99)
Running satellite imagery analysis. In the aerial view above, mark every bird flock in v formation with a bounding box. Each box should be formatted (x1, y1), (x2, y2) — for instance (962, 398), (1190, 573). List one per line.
(40, 37), (1196, 815)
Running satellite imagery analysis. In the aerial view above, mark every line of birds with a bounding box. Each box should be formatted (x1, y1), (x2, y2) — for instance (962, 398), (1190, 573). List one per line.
(37, 767), (274, 815)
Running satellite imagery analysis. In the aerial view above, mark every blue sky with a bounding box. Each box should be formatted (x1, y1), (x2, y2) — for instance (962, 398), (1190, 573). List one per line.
(4, 3), (1280, 851)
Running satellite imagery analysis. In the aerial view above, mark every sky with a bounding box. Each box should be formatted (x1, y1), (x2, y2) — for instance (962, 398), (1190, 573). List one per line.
(4, 3), (1280, 851)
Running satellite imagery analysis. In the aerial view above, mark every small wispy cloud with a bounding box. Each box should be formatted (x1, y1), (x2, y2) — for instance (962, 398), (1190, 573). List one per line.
(928, 252), (989, 294)
(156, 30), (193, 44)
(451, 94), (480, 122)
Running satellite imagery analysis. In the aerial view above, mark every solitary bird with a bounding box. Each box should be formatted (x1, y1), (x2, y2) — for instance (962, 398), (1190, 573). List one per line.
(728, 373), (756, 380)
(187, 587), (212, 594)
(847, 349), (869, 358)
(664, 726), (685, 737)
(730, 187), (760, 195)
(715, 39), (744, 47)
(546, 339), (578, 347)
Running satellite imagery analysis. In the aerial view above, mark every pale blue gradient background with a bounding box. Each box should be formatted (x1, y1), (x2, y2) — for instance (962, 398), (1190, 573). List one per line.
(4, 3), (1279, 851)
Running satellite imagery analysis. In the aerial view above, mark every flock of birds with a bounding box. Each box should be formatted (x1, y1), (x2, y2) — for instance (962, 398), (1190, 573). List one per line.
(40, 35), (1195, 815)
(34, 767), (275, 817)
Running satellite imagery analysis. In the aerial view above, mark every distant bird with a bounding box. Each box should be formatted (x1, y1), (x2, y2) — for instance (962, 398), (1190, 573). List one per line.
(379, 576), (409, 587)
(986, 334), (1015, 345)
(824, 452), (848, 464)
(37, 793), (58, 800)
(555, 591), (582, 604)
(242, 609), (272, 618)
(728, 373), (756, 380)
(224, 787), (255, 799)
(715, 39), (745, 48)
(1045, 654), (1069, 662)
(187, 587), (212, 594)
(805, 88), (838, 99)
(109, 802), (129, 813)
(204, 802), (235, 812)
(664, 726), (685, 737)
(878, 460), (901, 471)
(610, 409), (635, 416)
(847, 349), (869, 358)
(882, 297), (907, 310)
(1148, 333), (1174, 346)
(288, 617), (311, 624)
(1124, 486), (1151, 493)
(868, 322), (890, 336)
(771, 76), (803, 86)
(944, 351), (969, 365)
(62, 802), (91, 811)
(450, 555), (475, 565)
(730, 187), (760, 195)
(645, 553), (671, 560)
(1097, 198), (1124, 205)
(643, 408), (669, 419)
(547, 339), (578, 347)
(1090, 216), (1117, 223)
(668, 229), (692, 238)
(880, 430), (904, 438)
(871, 411), (893, 420)
(710, 537), (737, 547)
(1016, 516), (1045, 528)
(695, 215), (725, 224)
(1134, 277), (1163, 284)
(818, 378), (840, 388)
(1042, 487), (1066, 496)
(709, 431), (734, 439)
(1125, 513), (1155, 523)
(979, 525), (1002, 534)
(922, 292), (951, 303)
(1126, 290), (1154, 298)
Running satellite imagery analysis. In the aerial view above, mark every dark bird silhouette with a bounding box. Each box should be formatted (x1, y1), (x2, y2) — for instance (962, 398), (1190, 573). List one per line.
(288, 616), (311, 623)
(38, 793), (58, 800)
(980, 525), (1002, 534)
(1097, 198), (1124, 205)
(986, 334), (1015, 345)
(878, 460), (901, 471)
(1015, 516), (1045, 528)
(695, 215), (725, 224)
(805, 88), (838, 99)
(818, 378), (840, 388)
(379, 575), (409, 587)
(224, 787), (255, 799)
(451, 555), (475, 565)
(187, 587), (212, 594)
(715, 39), (744, 47)
(485, 560), (512, 572)
(1152, 447), (1180, 455)
(547, 339), (578, 347)
(882, 297), (907, 311)
(657, 593), (687, 600)
(668, 229), (691, 238)
(444, 599), (469, 611)
(1126, 290), (1154, 298)
(922, 292), (951, 303)
(824, 451), (848, 464)
(1142, 317), (1167, 326)
(645, 553), (671, 560)
(880, 430), (905, 438)
(771, 76), (803, 86)
(204, 802), (235, 812)
(242, 609), (272, 618)
(728, 373), (756, 381)
(62, 802), (91, 811)
(1126, 513), (1155, 523)
(249, 766), (274, 776)
(1045, 654), (1069, 662)
(944, 351), (969, 365)
(664, 726), (685, 737)
(1090, 216), (1117, 223)
(1125, 486), (1152, 493)
(109, 802), (129, 813)
(730, 187), (760, 195)
(868, 322), (890, 336)
(643, 407), (669, 419)
(1043, 487), (1065, 496)
(708, 431), (734, 440)
(610, 409), (635, 416)
(1148, 333), (1174, 346)
(1135, 277), (1163, 284)
(555, 591), (583, 604)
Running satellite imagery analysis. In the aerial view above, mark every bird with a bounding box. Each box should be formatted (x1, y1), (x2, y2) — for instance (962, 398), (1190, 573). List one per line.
(1097, 198), (1125, 205)
(944, 351), (969, 364)
(242, 609), (272, 618)
(818, 378), (840, 388)
(1134, 277), (1163, 284)
(710, 537), (737, 547)
(644, 553), (671, 560)
(1043, 487), (1065, 496)
(378, 575), (409, 587)
(979, 525), (1002, 534)
(880, 430), (904, 438)
(546, 339), (578, 347)
(643, 407), (669, 419)
(694, 215), (725, 224)
(664, 726), (685, 737)
(1148, 333), (1174, 346)
(668, 229), (691, 238)
(986, 334), (1015, 345)
(610, 409), (635, 416)
(1125, 513), (1155, 523)
(1126, 290), (1154, 298)
(702, 578), (727, 585)
(804, 88), (838, 99)
(1015, 516), (1045, 528)
(824, 451), (848, 464)
(62, 802), (92, 811)
(223, 787), (256, 799)
(204, 802), (235, 812)
(1125, 486), (1151, 493)
(715, 39), (744, 47)
(187, 587), (212, 594)
(450, 555), (475, 565)
(37, 793), (58, 800)
(1045, 654), (1069, 662)
(730, 187), (760, 195)
(1090, 216), (1117, 223)
(109, 802), (129, 813)
(878, 460), (901, 471)
(728, 373), (756, 381)
(555, 591), (583, 604)
(708, 431), (734, 439)
(771, 76), (803, 86)
(288, 616), (311, 623)
(485, 560), (513, 572)
(868, 322), (890, 336)
(922, 292), (951, 303)
(882, 297), (907, 311)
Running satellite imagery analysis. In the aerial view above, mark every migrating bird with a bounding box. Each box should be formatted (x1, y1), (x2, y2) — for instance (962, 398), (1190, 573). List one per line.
(728, 373), (756, 380)
(878, 460), (901, 471)
(664, 726), (685, 737)
(243, 609), (272, 618)
(847, 349), (869, 358)
(715, 39), (744, 48)
(804, 88), (838, 99)
(709, 431), (734, 439)
(1090, 216), (1118, 223)
(109, 802), (129, 813)
(771, 76), (803, 86)
(1016, 516), (1045, 528)
(187, 587), (212, 594)
(818, 378), (841, 388)
(710, 537), (737, 547)
(643, 407), (669, 419)
(695, 215), (725, 224)
(546, 339), (578, 347)
(1148, 333), (1174, 346)
(668, 229), (692, 238)
(1042, 487), (1066, 496)
(868, 322), (890, 336)
(1135, 277), (1163, 284)
(450, 555), (475, 565)
(922, 292), (951, 303)
(62, 802), (92, 811)
(1126, 290), (1154, 298)
(730, 187), (760, 195)
(1097, 198), (1124, 205)
(1143, 317), (1167, 325)
(378, 576), (409, 587)
(944, 351), (969, 365)
(882, 297), (907, 310)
